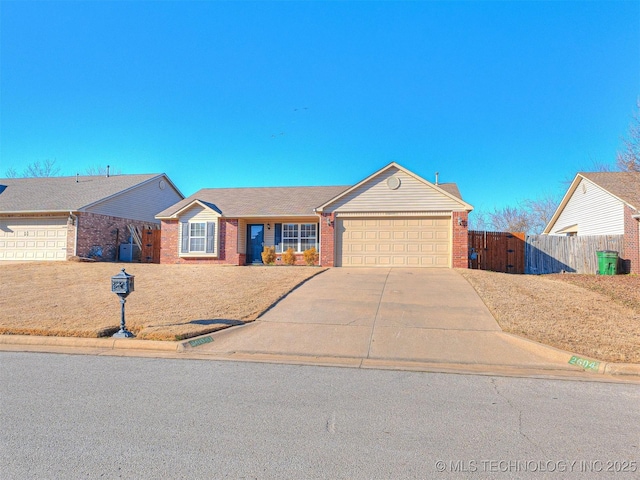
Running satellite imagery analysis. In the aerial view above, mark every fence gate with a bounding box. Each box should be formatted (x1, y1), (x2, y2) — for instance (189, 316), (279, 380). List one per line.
(468, 231), (525, 274)
(140, 228), (161, 263)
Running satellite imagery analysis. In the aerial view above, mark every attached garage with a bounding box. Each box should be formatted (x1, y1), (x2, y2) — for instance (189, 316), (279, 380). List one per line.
(0, 174), (184, 262)
(316, 163), (473, 268)
(336, 217), (450, 267)
(0, 217), (68, 261)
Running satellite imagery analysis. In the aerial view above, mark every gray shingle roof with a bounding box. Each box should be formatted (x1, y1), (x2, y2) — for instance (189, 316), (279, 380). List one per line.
(157, 181), (466, 219)
(580, 172), (640, 210)
(157, 186), (352, 218)
(0, 174), (166, 213)
(437, 183), (462, 200)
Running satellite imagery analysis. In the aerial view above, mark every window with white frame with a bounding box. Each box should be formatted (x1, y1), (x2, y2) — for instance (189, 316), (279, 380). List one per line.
(180, 221), (217, 255)
(280, 223), (317, 252)
(189, 222), (206, 252)
(300, 223), (317, 251)
(282, 223), (298, 252)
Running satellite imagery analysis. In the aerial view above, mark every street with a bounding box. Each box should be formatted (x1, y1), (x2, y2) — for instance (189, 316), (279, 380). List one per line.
(1, 352), (638, 479)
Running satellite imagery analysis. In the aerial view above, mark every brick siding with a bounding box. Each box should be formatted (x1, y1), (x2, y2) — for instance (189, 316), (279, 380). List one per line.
(74, 212), (157, 261)
(160, 218), (242, 265)
(451, 211), (469, 269)
(623, 205), (639, 274)
(319, 213), (335, 267)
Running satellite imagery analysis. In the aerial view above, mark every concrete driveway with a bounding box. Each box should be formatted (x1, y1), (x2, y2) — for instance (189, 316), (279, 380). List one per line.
(195, 268), (582, 373)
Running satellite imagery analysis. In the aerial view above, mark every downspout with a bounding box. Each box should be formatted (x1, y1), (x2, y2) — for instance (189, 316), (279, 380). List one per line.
(69, 211), (78, 257)
(314, 209), (322, 265)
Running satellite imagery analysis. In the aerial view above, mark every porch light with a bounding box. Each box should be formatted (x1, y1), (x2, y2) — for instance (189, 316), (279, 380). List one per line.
(326, 217), (332, 227)
(267, 223), (271, 230)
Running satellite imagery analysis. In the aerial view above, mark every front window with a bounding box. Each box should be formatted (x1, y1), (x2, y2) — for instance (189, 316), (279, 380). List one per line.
(180, 220), (216, 255)
(189, 222), (206, 252)
(281, 223), (316, 252)
(282, 224), (299, 251)
(300, 223), (317, 251)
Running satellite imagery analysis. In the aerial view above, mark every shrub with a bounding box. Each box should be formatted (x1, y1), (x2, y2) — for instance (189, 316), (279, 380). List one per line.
(303, 247), (318, 266)
(282, 247), (297, 265)
(261, 246), (276, 265)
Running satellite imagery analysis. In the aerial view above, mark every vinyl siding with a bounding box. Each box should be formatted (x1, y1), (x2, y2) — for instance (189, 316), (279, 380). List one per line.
(324, 166), (464, 213)
(549, 178), (625, 235)
(177, 205), (220, 256)
(85, 176), (183, 223)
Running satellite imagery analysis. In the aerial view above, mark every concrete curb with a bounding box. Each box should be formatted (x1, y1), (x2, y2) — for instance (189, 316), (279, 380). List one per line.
(500, 332), (640, 377)
(2, 332), (639, 380)
(0, 334), (180, 352)
(602, 362), (640, 377)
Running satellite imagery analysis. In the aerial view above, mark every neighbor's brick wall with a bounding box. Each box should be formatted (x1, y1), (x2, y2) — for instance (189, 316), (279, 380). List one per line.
(451, 211), (469, 269)
(160, 218), (242, 265)
(75, 212), (156, 261)
(66, 217), (76, 258)
(319, 213), (335, 267)
(623, 205), (639, 274)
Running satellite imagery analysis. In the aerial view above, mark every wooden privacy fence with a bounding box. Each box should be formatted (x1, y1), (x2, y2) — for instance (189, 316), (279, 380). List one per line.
(140, 228), (161, 263)
(468, 231), (526, 274)
(525, 234), (625, 274)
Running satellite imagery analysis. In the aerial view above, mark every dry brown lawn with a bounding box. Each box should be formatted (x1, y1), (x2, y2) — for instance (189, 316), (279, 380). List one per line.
(458, 269), (640, 364)
(0, 262), (325, 341)
(2, 262), (639, 364)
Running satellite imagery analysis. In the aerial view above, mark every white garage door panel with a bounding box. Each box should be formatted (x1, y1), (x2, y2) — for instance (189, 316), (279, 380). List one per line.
(0, 218), (68, 261)
(338, 217), (450, 267)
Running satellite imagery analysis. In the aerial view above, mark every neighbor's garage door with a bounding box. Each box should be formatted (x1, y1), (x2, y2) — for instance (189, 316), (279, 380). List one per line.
(336, 217), (450, 267)
(0, 218), (68, 261)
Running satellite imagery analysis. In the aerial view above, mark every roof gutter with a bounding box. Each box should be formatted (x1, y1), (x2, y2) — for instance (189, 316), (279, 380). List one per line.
(0, 209), (74, 215)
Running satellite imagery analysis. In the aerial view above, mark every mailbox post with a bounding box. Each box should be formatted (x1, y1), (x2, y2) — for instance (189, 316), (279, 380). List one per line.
(111, 268), (135, 338)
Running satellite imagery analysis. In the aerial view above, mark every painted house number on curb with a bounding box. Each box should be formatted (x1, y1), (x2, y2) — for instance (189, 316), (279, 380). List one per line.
(188, 336), (213, 347)
(568, 356), (600, 371)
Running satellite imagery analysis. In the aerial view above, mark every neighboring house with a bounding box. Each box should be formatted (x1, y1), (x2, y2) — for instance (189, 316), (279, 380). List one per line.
(156, 163), (473, 268)
(543, 171), (640, 273)
(0, 174), (183, 261)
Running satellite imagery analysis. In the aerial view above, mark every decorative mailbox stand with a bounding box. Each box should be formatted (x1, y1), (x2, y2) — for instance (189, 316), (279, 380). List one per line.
(111, 268), (135, 338)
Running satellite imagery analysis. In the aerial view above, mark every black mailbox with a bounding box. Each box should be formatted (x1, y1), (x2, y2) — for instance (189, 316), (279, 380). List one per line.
(111, 268), (135, 338)
(111, 268), (135, 298)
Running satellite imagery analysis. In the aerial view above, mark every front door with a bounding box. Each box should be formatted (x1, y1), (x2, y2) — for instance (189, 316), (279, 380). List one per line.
(247, 224), (264, 264)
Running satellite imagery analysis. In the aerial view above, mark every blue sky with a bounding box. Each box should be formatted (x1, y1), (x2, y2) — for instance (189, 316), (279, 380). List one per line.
(1, 1), (639, 217)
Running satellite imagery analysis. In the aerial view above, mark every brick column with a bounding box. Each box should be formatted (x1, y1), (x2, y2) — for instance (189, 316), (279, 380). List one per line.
(319, 213), (335, 267)
(160, 220), (178, 263)
(623, 205), (639, 274)
(451, 211), (469, 269)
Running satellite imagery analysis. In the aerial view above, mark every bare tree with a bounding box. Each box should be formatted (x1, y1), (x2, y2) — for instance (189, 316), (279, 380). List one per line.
(468, 210), (489, 231)
(84, 165), (122, 176)
(488, 205), (531, 232)
(11, 159), (62, 177)
(616, 100), (640, 172)
(482, 193), (561, 234)
(521, 193), (561, 234)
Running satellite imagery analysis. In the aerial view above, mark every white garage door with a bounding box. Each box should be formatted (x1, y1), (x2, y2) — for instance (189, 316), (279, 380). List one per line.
(337, 217), (450, 267)
(0, 218), (68, 261)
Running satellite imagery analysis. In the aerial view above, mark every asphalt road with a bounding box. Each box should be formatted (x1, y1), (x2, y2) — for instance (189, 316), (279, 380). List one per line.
(1, 352), (638, 479)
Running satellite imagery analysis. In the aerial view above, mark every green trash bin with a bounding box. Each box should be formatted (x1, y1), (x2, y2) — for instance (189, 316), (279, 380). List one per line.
(596, 250), (618, 275)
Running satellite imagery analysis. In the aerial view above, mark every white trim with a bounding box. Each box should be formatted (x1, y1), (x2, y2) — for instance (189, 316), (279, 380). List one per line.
(335, 211), (452, 217)
(161, 199), (222, 219)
